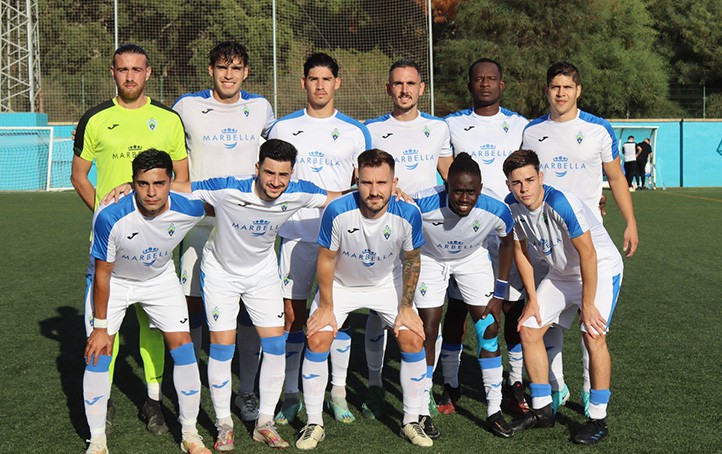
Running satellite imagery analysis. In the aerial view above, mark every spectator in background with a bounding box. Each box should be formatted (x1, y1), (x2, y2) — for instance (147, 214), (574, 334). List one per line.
(622, 136), (637, 189)
(635, 138), (653, 190)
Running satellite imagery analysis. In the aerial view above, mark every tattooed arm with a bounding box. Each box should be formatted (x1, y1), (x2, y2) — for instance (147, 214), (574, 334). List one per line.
(394, 247), (425, 339)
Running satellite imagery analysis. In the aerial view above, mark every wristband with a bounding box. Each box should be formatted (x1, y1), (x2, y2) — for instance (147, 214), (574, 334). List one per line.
(493, 279), (509, 299)
(93, 318), (108, 329)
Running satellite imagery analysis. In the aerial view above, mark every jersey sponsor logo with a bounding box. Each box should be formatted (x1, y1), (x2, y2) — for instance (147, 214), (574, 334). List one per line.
(202, 127), (257, 150)
(341, 248), (395, 267)
(231, 219), (280, 236)
(423, 125), (431, 137)
(113, 144), (145, 160)
(127, 232), (139, 239)
(502, 121), (509, 133)
(576, 131), (584, 144)
(121, 246), (171, 266)
(431, 221), (443, 226)
(533, 237), (562, 256)
(419, 282), (428, 296)
(180, 318), (188, 324)
(397, 148), (435, 170)
(331, 128), (340, 141)
(463, 125), (475, 131)
(167, 223), (176, 237)
(382, 132), (393, 139)
(383, 225), (392, 240)
(347, 228), (360, 233)
(538, 136), (549, 142)
(469, 144), (513, 165)
(277, 312), (284, 318)
(292, 130), (304, 136)
(147, 117), (157, 131)
(437, 240), (476, 254)
(541, 155), (587, 178)
(237, 201), (250, 207)
(484, 291), (493, 298)
(201, 108), (213, 114)
(299, 150), (341, 173)
(107, 124), (119, 130)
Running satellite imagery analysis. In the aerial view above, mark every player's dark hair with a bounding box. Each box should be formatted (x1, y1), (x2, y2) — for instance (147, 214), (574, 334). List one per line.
(546, 61), (580, 86)
(503, 149), (540, 177)
(209, 41), (249, 67)
(113, 44), (149, 67)
(628, 135), (635, 140)
(304, 52), (339, 78)
(389, 59), (422, 78)
(132, 149), (173, 179)
(357, 149), (395, 173)
(258, 139), (298, 167)
(468, 58), (503, 82)
(448, 152), (481, 181)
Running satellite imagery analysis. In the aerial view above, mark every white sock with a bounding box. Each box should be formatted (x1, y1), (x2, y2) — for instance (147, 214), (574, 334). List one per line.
(433, 329), (443, 369)
(284, 331), (305, 396)
(544, 326), (565, 392)
(302, 348), (329, 426)
(507, 342), (524, 385)
(400, 350), (426, 425)
(588, 389), (610, 419)
(419, 365), (434, 416)
(147, 382), (161, 401)
(257, 336), (286, 425)
(581, 335), (591, 393)
(364, 312), (387, 388)
(83, 354), (112, 436)
(236, 323), (261, 395)
(479, 356), (503, 416)
(440, 342), (462, 388)
(208, 343), (235, 422)
(330, 328), (351, 389)
(170, 344), (201, 426)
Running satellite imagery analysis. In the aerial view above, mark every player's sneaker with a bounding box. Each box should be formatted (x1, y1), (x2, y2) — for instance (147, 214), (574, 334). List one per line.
(572, 418), (608, 445)
(141, 398), (169, 435)
(296, 424), (325, 450)
(400, 421), (433, 447)
(326, 395), (355, 423)
(551, 384), (570, 413)
(436, 384), (461, 414)
(361, 386), (385, 419)
(180, 432), (211, 454)
(105, 398), (116, 436)
(502, 381), (529, 415)
(213, 424), (234, 452)
(510, 403), (555, 432)
(419, 415), (440, 440)
(486, 411), (514, 438)
(581, 390), (591, 417)
(428, 392), (440, 418)
(275, 395), (303, 425)
(234, 392), (259, 422)
(253, 421), (290, 448)
(85, 436), (108, 454)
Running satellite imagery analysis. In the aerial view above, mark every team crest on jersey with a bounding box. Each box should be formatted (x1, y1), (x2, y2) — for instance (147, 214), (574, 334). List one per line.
(283, 273), (291, 286)
(423, 125), (431, 138)
(331, 128), (340, 141)
(181, 269), (189, 284)
(280, 202), (289, 212)
(147, 117), (157, 131)
(243, 105), (250, 117)
(502, 121), (509, 133)
(167, 223), (176, 237)
(383, 225), (392, 240)
(212, 306), (220, 321)
(576, 131), (584, 144)
(472, 219), (480, 232)
(419, 282), (428, 297)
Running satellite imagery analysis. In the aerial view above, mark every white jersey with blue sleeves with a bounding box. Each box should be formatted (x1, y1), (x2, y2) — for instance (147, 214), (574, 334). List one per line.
(444, 107), (528, 197)
(191, 176), (327, 276)
(318, 193), (424, 288)
(521, 110), (618, 221)
(365, 112), (451, 194)
(268, 109), (372, 242)
(172, 90), (275, 182)
(90, 192), (205, 281)
(414, 185), (513, 261)
(505, 185), (622, 277)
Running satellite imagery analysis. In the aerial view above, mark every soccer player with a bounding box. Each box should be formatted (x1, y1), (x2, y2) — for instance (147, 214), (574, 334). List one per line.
(440, 58), (531, 415)
(521, 61), (637, 415)
(83, 149), (208, 454)
(295, 149), (431, 450)
(503, 149), (623, 445)
(361, 59), (452, 424)
(268, 52), (371, 425)
(412, 153), (516, 439)
(172, 41), (275, 421)
(72, 43), (188, 435)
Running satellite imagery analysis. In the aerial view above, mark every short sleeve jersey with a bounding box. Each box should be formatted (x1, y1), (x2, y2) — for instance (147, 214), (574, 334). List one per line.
(172, 90), (275, 181)
(622, 141), (637, 162)
(74, 97), (187, 208)
(521, 110), (618, 221)
(364, 112), (451, 194)
(191, 177), (327, 277)
(444, 107), (528, 197)
(90, 192), (205, 281)
(268, 109), (372, 242)
(505, 185), (622, 277)
(317, 193), (424, 288)
(414, 186), (513, 261)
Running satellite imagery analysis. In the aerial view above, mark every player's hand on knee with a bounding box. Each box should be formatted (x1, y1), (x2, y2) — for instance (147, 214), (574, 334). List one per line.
(395, 306), (425, 340)
(482, 297), (503, 320)
(579, 305), (606, 339)
(307, 306), (337, 338)
(517, 298), (541, 332)
(101, 183), (132, 205)
(85, 329), (112, 366)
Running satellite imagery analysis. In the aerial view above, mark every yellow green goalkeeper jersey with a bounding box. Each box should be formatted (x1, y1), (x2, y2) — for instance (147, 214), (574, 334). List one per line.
(74, 96), (187, 207)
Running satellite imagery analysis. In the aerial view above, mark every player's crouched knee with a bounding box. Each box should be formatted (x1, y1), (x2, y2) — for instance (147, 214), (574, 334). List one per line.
(307, 331), (334, 353)
(397, 330), (424, 353)
(519, 326), (542, 345)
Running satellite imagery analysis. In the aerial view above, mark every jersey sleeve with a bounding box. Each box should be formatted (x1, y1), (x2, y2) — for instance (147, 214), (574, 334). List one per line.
(90, 207), (116, 262)
(317, 204), (339, 251)
(495, 204), (514, 238)
(74, 111), (96, 161)
(404, 207), (424, 251)
(548, 191), (589, 239)
(292, 180), (328, 208)
(261, 100), (276, 139)
(439, 123), (452, 158)
(191, 177), (236, 206)
(167, 115), (188, 161)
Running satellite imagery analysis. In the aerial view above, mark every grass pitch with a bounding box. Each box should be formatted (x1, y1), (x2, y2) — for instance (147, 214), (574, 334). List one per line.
(1, 188), (720, 452)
